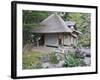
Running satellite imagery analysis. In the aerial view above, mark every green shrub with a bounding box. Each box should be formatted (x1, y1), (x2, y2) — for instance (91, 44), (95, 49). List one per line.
(49, 53), (59, 64)
(64, 52), (86, 67)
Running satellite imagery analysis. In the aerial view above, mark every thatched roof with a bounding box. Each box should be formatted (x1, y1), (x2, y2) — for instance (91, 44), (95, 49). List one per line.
(32, 14), (73, 33)
(32, 14), (81, 34)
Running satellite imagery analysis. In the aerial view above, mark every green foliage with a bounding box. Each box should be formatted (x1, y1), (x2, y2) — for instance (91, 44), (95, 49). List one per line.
(23, 10), (49, 24)
(63, 13), (91, 47)
(23, 24), (33, 45)
(23, 10), (49, 45)
(23, 50), (44, 69)
(64, 52), (86, 67)
(49, 53), (59, 64)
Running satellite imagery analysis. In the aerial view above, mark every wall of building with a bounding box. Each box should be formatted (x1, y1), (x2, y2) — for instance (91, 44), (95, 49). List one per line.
(63, 33), (71, 46)
(45, 33), (58, 46)
(63, 33), (78, 46)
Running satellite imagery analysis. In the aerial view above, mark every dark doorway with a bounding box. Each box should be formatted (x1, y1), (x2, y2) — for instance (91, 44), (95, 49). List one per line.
(39, 35), (44, 46)
(59, 38), (62, 45)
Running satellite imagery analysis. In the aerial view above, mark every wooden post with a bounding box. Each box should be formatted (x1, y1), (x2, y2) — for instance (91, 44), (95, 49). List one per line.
(36, 41), (39, 47)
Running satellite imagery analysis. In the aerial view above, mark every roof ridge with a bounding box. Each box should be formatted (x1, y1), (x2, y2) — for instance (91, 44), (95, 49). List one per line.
(40, 14), (54, 24)
(55, 14), (72, 32)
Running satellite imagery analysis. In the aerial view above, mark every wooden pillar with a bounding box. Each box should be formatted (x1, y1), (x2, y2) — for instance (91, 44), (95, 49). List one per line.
(36, 41), (39, 47)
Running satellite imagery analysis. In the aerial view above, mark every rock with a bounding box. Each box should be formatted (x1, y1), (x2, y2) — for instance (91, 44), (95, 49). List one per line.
(56, 61), (65, 68)
(41, 55), (50, 63)
(75, 48), (81, 54)
(84, 57), (91, 66)
(75, 48), (91, 58)
(55, 53), (63, 61)
(42, 62), (50, 68)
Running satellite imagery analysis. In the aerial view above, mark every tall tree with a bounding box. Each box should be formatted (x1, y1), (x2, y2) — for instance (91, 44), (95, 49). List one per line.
(23, 10), (49, 45)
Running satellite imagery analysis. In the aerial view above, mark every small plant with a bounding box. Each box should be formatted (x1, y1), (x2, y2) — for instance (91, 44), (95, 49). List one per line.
(49, 52), (59, 64)
(64, 52), (86, 67)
